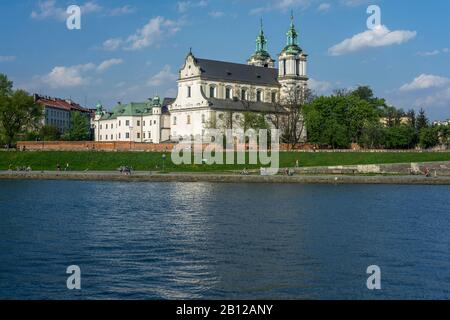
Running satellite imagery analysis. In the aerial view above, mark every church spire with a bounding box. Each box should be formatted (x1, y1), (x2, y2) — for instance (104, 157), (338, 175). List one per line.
(255, 18), (267, 52)
(247, 18), (275, 68)
(286, 11), (298, 46)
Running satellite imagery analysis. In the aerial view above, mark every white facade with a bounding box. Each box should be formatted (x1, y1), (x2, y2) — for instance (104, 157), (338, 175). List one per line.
(94, 16), (308, 143)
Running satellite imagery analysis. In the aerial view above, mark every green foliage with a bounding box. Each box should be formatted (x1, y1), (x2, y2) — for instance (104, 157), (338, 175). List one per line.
(62, 111), (91, 141)
(360, 122), (385, 149)
(419, 126), (439, 149)
(39, 125), (61, 141)
(240, 112), (269, 132)
(416, 108), (429, 131)
(0, 75), (43, 147)
(304, 92), (379, 147)
(384, 125), (416, 149)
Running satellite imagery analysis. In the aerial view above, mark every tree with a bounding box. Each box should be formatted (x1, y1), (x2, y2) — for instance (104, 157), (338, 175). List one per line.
(351, 85), (374, 102)
(416, 108), (429, 131)
(0, 79), (43, 147)
(62, 111), (91, 141)
(360, 122), (385, 149)
(0, 74), (13, 97)
(419, 127), (439, 149)
(40, 125), (61, 141)
(274, 86), (312, 149)
(384, 125), (416, 149)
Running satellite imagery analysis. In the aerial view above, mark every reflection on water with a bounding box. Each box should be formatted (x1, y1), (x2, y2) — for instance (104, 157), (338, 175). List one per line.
(0, 181), (449, 299)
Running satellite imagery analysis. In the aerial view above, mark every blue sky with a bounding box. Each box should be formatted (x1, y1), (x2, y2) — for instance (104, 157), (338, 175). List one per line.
(0, 0), (449, 120)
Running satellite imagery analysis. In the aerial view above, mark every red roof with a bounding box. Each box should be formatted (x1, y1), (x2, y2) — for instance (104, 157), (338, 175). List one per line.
(35, 94), (91, 113)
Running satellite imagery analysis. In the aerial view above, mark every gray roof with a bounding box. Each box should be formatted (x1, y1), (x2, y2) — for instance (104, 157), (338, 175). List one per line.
(195, 58), (280, 86)
(207, 97), (287, 114)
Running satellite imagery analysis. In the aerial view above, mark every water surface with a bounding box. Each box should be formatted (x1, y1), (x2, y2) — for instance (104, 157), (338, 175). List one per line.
(0, 181), (449, 299)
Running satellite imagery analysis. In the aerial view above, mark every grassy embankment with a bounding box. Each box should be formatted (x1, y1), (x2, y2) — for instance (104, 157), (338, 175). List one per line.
(0, 151), (449, 172)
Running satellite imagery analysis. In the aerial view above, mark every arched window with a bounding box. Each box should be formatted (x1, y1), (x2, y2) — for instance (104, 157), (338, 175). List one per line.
(225, 87), (232, 99)
(256, 90), (262, 102)
(271, 91), (277, 103)
(209, 85), (216, 98)
(241, 89), (247, 100)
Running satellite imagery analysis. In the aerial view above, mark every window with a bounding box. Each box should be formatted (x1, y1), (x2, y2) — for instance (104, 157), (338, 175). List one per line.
(119, 121), (121, 126)
(143, 132), (146, 139)
(187, 86), (191, 98)
(100, 135), (102, 140)
(143, 121), (145, 126)
(105, 135), (108, 140)
(106, 124), (108, 129)
(173, 116), (177, 125)
(137, 133), (140, 139)
(126, 120), (130, 126)
(187, 115), (191, 125)
(235, 114), (240, 121)
(271, 92), (277, 103)
(119, 133), (121, 139)
(111, 135), (113, 140)
(241, 89), (247, 100)
(137, 120), (140, 126)
(149, 132), (152, 139)
(256, 90), (262, 102)
(225, 87), (231, 99)
(209, 86), (216, 98)
(202, 114), (206, 124)
(154, 120), (156, 125)
(100, 124), (102, 130)
(126, 133), (130, 139)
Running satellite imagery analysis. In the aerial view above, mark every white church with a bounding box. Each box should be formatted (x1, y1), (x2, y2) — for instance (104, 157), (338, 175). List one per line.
(94, 15), (308, 143)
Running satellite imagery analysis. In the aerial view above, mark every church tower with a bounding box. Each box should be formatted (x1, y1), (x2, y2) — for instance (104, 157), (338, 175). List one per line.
(247, 19), (275, 68)
(278, 13), (308, 102)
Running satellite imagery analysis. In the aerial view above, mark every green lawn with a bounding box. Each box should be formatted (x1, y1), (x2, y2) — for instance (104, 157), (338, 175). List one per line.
(0, 151), (449, 172)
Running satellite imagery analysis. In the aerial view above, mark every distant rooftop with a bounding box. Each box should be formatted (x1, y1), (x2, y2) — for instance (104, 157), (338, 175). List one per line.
(34, 94), (91, 113)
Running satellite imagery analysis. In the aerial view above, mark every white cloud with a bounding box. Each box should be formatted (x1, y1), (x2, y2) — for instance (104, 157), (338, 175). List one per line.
(329, 25), (416, 56)
(97, 58), (123, 73)
(37, 59), (123, 89)
(0, 56), (16, 63)
(148, 65), (178, 86)
(103, 17), (183, 51)
(31, 0), (67, 21)
(107, 5), (135, 16)
(31, 1), (132, 21)
(414, 87), (450, 108)
(209, 11), (225, 18)
(102, 38), (123, 51)
(177, 1), (208, 13)
(41, 63), (95, 88)
(340, 0), (370, 7)
(317, 3), (331, 12)
(416, 48), (449, 57)
(309, 78), (333, 95)
(400, 74), (450, 92)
